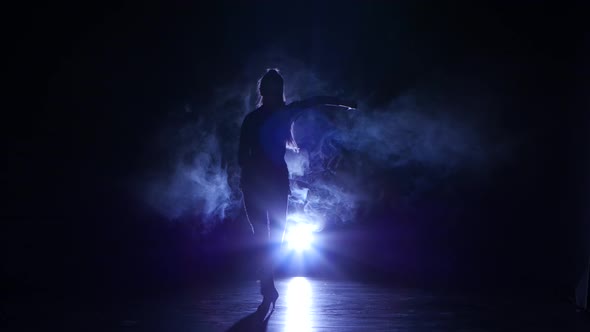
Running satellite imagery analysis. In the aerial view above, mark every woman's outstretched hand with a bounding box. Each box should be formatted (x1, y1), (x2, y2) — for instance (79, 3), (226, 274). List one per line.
(287, 96), (358, 121)
(326, 97), (356, 110)
(342, 100), (357, 110)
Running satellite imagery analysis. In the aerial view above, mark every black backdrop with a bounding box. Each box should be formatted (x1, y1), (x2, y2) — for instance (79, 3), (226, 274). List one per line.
(4, 0), (589, 298)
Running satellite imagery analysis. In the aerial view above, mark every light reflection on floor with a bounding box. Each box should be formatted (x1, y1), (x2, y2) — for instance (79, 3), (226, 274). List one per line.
(283, 277), (313, 332)
(16, 277), (589, 331)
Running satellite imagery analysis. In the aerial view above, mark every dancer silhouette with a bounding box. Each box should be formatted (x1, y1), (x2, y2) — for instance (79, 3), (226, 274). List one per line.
(238, 69), (356, 317)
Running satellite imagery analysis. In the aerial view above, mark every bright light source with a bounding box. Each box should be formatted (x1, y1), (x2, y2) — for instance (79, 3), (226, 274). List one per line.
(285, 277), (312, 332)
(286, 223), (314, 251)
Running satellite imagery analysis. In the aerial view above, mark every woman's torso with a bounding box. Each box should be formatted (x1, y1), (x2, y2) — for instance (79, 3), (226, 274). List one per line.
(240, 105), (292, 194)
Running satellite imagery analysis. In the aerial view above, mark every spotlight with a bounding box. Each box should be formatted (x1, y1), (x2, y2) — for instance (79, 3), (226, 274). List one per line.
(286, 223), (314, 252)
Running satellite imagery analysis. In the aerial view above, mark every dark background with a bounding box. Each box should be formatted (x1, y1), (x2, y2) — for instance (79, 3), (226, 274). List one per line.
(4, 0), (589, 301)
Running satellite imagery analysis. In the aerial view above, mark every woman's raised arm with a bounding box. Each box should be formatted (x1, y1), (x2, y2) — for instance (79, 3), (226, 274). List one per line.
(286, 96), (357, 120)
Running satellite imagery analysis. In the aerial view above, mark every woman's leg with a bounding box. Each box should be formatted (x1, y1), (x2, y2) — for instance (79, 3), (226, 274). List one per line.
(242, 191), (270, 291)
(266, 193), (289, 292)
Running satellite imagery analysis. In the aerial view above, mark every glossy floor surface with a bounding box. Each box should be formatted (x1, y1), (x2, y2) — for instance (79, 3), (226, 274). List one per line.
(3, 277), (589, 331)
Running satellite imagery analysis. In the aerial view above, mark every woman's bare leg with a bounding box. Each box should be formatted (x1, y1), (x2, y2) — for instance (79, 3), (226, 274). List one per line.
(266, 194), (289, 293)
(242, 192), (270, 292)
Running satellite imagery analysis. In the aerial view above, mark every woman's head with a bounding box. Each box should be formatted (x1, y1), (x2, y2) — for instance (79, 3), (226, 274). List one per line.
(258, 69), (285, 107)
(257, 68), (298, 152)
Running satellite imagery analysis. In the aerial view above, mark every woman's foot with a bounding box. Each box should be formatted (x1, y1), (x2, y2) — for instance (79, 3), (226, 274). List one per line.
(256, 287), (279, 320)
(263, 287), (279, 310)
(260, 276), (279, 308)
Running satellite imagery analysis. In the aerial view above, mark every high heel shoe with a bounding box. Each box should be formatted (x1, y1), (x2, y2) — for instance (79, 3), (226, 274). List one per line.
(256, 287), (279, 319)
(263, 287), (279, 310)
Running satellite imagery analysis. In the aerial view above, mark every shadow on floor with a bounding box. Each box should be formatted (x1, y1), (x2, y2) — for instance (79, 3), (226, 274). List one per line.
(226, 308), (273, 332)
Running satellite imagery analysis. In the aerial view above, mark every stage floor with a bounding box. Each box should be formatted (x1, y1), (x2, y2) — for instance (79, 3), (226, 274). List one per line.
(4, 277), (589, 331)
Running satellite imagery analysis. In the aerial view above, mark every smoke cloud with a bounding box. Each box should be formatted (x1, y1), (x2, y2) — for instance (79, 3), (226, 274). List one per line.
(139, 54), (507, 231)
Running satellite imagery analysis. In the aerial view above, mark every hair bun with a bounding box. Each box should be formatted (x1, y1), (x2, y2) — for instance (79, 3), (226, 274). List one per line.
(260, 69), (284, 96)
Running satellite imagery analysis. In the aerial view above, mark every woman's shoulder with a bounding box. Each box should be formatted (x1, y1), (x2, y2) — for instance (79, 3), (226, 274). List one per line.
(243, 107), (262, 120)
(251, 106), (266, 115)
